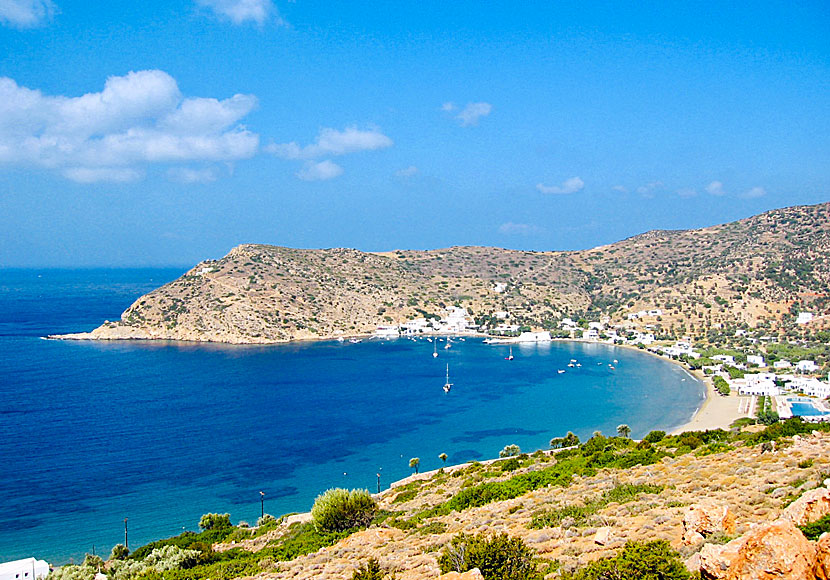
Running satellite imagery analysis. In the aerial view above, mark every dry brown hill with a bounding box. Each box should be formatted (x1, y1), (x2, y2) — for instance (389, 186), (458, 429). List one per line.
(58, 201), (830, 344)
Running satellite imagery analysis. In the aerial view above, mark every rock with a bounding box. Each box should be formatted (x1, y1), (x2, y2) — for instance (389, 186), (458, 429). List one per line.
(439, 569), (484, 580)
(594, 526), (611, 545)
(782, 487), (830, 526)
(683, 502), (736, 545)
(816, 534), (830, 580)
(685, 553), (702, 575)
(699, 519), (815, 580)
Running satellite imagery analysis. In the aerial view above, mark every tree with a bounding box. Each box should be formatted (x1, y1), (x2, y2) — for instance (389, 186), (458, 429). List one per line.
(569, 540), (689, 580)
(352, 558), (396, 580)
(439, 453), (448, 465)
(409, 457), (420, 474)
(311, 488), (378, 533)
(499, 444), (521, 458)
(617, 424), (631, 438)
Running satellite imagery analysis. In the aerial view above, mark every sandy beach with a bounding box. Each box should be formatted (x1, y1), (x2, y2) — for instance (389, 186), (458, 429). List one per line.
(669, 368), (754, 434)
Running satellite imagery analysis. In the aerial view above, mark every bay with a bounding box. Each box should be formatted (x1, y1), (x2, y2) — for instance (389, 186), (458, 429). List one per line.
(0, 269), (704, 563)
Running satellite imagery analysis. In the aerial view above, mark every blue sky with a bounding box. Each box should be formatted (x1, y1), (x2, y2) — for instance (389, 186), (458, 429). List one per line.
(0, 1), (828, 266)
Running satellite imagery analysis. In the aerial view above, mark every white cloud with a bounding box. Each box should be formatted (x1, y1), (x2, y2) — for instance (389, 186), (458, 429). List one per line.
(676, 187), (697, 198)
(63, 167), (143, 183)
(499, 222), (541, 235)
(296, 160), (343, 181)
(0, 0), (56, 28)
(0, 70), (259, 182)
(455, 102), (492, 126)
(441, 102), (456, 112)
(395, 165), (418, 178)
(167, 166), (218, 184)
(741, 186), (767, 199)
(536, 176), (584, 195)
(195, 0), (282, 25)
(612, 185), (628, 193)
(267, 126), (393, 160)
(635, 181), (664, 197)
(706, 180), (726, 196)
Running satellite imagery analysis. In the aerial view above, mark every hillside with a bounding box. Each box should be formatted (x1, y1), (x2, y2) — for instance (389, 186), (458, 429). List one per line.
(54, 202), (830, 344)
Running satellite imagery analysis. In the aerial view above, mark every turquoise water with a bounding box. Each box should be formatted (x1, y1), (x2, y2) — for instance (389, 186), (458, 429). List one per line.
(789, 401), (830, 416)
(0, 269), (705, 563)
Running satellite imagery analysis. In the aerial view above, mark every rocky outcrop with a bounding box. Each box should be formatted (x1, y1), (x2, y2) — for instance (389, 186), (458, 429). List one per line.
(782, 487), (830, 527)
(699, 520), (816, 580)
(682, 502), (736, 545)
(815, 534), (830, 580)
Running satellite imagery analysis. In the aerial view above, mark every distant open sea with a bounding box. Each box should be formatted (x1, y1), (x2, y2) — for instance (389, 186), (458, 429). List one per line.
(0, 269), (704, 564)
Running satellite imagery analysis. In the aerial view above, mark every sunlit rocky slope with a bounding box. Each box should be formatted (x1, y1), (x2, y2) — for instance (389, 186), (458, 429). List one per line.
(56, 201), (830, 344)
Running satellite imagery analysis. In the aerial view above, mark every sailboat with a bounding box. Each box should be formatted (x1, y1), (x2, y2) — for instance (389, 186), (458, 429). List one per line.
(433, 340), (438, 358)
(505, 346), (514, 361)
(443, 363), (453, 393)
(444, 338), (451, 350)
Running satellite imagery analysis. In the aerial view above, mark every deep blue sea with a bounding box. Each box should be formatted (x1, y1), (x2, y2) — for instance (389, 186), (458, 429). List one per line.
(0, 269), (705, 564)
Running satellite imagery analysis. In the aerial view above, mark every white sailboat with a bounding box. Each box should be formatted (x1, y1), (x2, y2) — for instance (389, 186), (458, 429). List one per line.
(433, 340), (438, 358)
(505, 346), (514, 361)
(443, 363), (453, 393)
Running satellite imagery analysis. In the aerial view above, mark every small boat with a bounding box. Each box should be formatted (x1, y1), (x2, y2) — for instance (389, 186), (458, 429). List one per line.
(608, 365), (615, 370)
(568, 363), (575, 368)
(558, 369), (566, 374)
(613, 359), (618, 364)
(444, 339), (451, 350)
(349, 338), (362, 343)
(576, 363), (582, 367)
(443, 363), (453, 393)
(505, 346), (514, 361)
(433, 341), (438, 358)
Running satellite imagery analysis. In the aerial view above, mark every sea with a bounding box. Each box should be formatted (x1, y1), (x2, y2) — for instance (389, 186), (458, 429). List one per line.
(0, 268), (705, 564)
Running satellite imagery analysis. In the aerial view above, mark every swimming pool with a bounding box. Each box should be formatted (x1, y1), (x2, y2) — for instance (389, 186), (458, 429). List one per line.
(789, 400), (830, 417)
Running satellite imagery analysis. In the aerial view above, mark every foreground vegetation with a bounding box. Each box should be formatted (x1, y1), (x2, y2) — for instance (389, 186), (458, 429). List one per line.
(50, 417), (830, 580)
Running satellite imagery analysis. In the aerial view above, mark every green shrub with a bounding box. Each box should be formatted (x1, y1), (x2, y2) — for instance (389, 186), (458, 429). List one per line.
(257, 513), (277, 527)
(797, 458), (814, 469)
(199, 513), (232, 531)
(392, 489), (418, 504)
(110, 543), (130, 560)
(352, 558), (395, 580)
(82, 554), (104, 569)
(499, 444), (522, 458)
(644, 430), (666, 444)
(438, 533), (540, 580)
(311, 488), (378, 533)
(799, 513), (830, 540)
(500, 457), (521, 472)
(565, 540), (689, 580)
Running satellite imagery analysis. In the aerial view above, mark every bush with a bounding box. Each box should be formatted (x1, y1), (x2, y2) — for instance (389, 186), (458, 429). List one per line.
(499, 444), (522, 458)
(799, 513), (830, 541)
(565, 540), (689, 580)
(500, 457), (521, 472)
(110, 543), (130, 560)
(644, 430), (666, 444)
(199, 513), (232, 531)
(311, 488), (378, 533)
(82, 554), (104, 569)
(257, 513), (277, 527)
(438, 533), (540, 580)
(352, 558), (396, 580)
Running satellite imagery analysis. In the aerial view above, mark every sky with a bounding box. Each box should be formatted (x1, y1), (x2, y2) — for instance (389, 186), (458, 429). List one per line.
(0, 1), (828, 267)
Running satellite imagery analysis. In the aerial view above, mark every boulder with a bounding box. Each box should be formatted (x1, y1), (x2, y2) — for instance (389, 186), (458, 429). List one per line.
(683, 502), (736, 545)
(782, 487), (830, 526)
(815, 533), (830, 580)
(593, 526), (611, 545)
(439, 569), (484, 580)
(699, 519), (815, 580)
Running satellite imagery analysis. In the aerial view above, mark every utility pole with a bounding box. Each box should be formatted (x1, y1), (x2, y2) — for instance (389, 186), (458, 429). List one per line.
(259, 491), (265, 518)
(124, 518), (128, 549)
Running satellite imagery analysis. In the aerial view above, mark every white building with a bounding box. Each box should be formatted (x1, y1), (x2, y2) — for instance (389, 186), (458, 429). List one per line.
(493, 323), (521, 335)
(434, 306), (477, 334)
(796, 312), (814, 325)
(774, 360), (792, 369)
(493, 311), (509, 319)
(796, 360), (819, 373)
(374, 325), (400, 337)
(712, 354), (736, 365)
(747, 355), (765, 367)
(786, 377), (830, 399)
(0, 558), (50, 580)
(400, 318), (430, 335)
(493, 283), (507, 293)
(735, 374), (781, 396)
(583, 328), (600, 340)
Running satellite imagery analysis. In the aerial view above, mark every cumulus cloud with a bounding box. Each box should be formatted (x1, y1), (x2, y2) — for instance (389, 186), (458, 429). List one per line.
(195, 0), (282, 25)
(297, 160), (343, 181)
(536, 176), (584, 195)
(0, 70), (259, 182)
(741, 186), (767, 199)
(499, 222), (541, 235)
(455, 102), (492, 126)
(676, 187), (697, 198)
(267, 126), (393, 160)
(63, 167), (144, 183)
(167, 166), (219, 184)
(635, 181), (664, 197)
(0, 0), (56, 28)
(705, 180), (726, 196)
(395, 165), (418, 178)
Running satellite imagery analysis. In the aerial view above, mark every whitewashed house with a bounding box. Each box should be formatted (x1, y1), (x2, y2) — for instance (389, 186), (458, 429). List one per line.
(735, 373), (781, 396)
(374, 325), (400, 337)
(0, 558), (50, 580)
(787, 377), (830, 399)
(796, 312), (815, 324)
(747, 355), (765, 367)
(400, 318), (430, 335)
(712, 354), (735, 365)
(583, 328), (600, 340)
(774, 360), (792, 369)
(796, 360), (819, 373)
